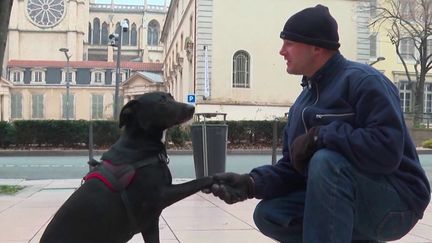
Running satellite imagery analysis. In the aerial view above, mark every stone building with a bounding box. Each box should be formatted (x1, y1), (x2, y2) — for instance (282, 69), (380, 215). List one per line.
(0, 0), (168, 121)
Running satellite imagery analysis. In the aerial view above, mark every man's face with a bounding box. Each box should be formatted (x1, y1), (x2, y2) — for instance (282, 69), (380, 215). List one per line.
(279, 40), (316, 77)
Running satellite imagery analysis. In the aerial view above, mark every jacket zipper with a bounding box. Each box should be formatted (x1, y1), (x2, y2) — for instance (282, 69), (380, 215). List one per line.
(316, 113), (355, 119)
(301, 81), (319, 133)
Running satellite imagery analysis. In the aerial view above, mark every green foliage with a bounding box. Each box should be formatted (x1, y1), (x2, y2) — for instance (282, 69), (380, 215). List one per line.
(0, 119), (286, 149)
(422, 139), (432, 149)
(13, 120), (89, 147)
(91, 120), (120, 147)
(226, 120), (286, 146)
(0, 121), (15, 147)
(0, 185), (25, 195)
(166, 125), (190, 146)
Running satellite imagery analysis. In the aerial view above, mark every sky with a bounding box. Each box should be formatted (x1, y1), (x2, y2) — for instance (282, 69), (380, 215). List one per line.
(95, 0), (170, 6)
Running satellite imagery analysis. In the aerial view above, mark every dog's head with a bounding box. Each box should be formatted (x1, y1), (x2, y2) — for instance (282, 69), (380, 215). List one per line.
(119, 92), (195, 132)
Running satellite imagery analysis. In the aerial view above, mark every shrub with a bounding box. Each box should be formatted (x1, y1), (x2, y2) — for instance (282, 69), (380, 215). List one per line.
(422, 139), (432, 149)
(0, 121), (15, 148)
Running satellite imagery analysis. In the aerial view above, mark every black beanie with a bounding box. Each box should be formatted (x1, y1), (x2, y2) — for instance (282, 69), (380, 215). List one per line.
(280, 4), (340, 50)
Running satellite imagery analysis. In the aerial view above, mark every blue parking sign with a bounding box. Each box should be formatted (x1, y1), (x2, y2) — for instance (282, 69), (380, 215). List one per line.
(187, 94), (196, 104)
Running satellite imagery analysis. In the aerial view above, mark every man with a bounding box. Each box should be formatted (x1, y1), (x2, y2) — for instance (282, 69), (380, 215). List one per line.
(207, 4), (431, 243)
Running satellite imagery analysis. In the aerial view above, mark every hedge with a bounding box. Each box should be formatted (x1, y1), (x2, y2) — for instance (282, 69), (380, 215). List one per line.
(0, 119), (287, 149)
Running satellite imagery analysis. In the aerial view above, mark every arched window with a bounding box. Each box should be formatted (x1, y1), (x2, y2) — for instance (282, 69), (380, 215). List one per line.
(92, 18), (100, 45)
(115, 22), (121, 36)
(122, 19), (130, 45)
(232, 50), (250, 88)
(101, 22), (109, 45)
(88, 22), (92, 44)
(130, 23), (137, 46)
(147, 20), (160, 46)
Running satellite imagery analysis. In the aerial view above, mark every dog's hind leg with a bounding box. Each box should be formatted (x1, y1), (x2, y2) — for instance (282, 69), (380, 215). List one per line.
(161, 177), (213, 208)
(141, 217), (160, 243)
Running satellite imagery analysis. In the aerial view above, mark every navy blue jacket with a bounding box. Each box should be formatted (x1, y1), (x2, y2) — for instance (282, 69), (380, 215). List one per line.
(250, 53), (431, 217)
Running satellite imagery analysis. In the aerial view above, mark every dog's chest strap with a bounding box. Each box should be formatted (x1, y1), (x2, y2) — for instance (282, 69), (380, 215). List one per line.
(83, 154), (168, 192)
(83, 154), (168, 233)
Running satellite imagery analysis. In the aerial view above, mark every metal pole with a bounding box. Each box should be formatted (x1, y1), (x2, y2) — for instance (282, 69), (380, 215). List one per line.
(202, 115), (208, 177)
(113, 30), (123, 121)
(88, 121), (94, 171)
(66, 56), (70, 120)
(59, 48), (71, 120)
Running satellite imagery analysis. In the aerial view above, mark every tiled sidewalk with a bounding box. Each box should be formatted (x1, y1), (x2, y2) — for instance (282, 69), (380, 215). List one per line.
(0, 179), (431, 243)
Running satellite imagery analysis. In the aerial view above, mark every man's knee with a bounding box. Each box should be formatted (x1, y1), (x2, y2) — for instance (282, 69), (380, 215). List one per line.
(253, 200), (272, 232)
(308, 149), (352, 179)
(253, 198), (304, 242)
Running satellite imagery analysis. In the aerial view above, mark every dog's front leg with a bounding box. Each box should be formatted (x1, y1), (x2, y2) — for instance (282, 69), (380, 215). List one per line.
(142, 217), (160, 243)
(161, 177), (213, 208)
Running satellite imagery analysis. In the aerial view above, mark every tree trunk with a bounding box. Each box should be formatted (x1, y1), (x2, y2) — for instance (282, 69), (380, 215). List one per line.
(0, 0), (13, 78)
(413, 71), (427, 128)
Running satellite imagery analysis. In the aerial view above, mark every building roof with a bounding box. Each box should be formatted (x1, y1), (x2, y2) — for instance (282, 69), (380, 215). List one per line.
(123, 71), (164, 86)
(7, 60), (163, 72)
(137, 71), (164, 83)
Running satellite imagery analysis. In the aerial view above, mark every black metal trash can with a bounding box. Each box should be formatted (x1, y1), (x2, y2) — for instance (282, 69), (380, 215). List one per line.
(191, 113), (228, 178)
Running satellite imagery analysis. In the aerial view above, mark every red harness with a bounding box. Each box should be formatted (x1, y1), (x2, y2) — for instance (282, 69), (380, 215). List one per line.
(82, 153), (169, 232)
(84, 160), (136, 192)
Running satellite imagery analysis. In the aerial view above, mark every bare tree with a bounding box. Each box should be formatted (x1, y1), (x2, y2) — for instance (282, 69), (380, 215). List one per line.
(370, 0), (432, 127)
(0, 0), (13, 78)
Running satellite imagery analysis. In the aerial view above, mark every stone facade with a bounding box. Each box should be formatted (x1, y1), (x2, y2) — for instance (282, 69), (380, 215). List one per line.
(1, 0), (168, 121)
(161, 0), (359, 120)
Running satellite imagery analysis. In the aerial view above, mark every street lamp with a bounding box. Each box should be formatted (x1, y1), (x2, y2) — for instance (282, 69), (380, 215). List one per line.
(369, 56), (386, 66)
(109, 19), (129, 121)
(59, 48), (71, 120)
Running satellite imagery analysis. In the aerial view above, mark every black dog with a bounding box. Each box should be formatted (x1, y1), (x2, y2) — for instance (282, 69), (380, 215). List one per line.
(41, 92), (214, 243)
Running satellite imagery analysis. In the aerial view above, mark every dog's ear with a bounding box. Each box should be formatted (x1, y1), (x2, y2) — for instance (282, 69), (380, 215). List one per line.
(119, 100), (139, 128)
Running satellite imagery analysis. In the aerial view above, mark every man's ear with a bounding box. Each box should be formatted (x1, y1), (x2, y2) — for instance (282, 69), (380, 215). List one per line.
(119, 100), (138, 128)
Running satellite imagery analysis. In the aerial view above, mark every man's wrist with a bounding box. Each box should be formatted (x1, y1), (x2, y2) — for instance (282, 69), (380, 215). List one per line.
(246, 174), (255, 198)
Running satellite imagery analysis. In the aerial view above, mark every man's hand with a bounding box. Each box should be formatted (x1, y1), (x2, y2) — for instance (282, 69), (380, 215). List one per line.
(203, 172), (254, 204)
(290, 126), (320, 174)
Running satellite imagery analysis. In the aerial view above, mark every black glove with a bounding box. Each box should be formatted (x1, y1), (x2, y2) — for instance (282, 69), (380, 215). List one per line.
(205, 172), (255, 204)
(290, 126), (320, 174)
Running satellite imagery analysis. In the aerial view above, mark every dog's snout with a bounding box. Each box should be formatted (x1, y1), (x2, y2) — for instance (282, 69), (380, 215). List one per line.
(187, 104), (195, 114)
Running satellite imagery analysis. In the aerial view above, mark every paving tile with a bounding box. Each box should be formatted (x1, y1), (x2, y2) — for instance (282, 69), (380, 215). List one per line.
(1, 179), (432, 243)
(173, 229), (276, 243)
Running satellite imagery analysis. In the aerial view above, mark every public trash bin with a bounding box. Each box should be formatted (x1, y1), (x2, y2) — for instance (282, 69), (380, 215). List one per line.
(191, 113), (228, 178)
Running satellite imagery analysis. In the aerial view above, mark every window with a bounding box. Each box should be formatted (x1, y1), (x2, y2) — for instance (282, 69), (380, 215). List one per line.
(32, 94), (44, 119)
(369, 0), (377, 18)
(11, 93), (22, 119)
(425, 83), (432, 113)
(115, 22), (121, 36)
(148, 20), (160, 46)
(427, 38), (432, 58)
(130, 23), (137, 46)
(400, 38), (415, 60)
(31, 69), (45, 84)
(93, 18), (100, 45)
(62, 93), (75, 119)
(62, 69), (76, 84)
(10, 70), (23, 83)
(122, 19), (130, 46)
(101, 22), (109, 45)
(111, 70), (127, 83)
(92, 94), (104, 119)
(91, 70), (105, 84)
(232, 50), (250, 88)
(369, 33), (377, 59)
(399, 81), (412, 112)
(401, 0), (416, 21)
(88, 22), (92, 44)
